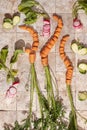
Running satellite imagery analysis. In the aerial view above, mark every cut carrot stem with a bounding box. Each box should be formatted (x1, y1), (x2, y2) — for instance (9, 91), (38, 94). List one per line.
(29, 64), (35, 127)
(67, 85), (77, 130)
(44, 66), (56, 109)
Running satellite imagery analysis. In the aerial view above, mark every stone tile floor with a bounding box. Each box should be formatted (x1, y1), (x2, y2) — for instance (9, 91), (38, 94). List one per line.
(0, 0), (87, 129)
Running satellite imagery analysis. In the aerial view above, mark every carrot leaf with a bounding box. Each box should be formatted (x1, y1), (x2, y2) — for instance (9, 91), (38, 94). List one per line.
(68, 111), (78, 130)
(10, 50), (23, 64)
(0, 45), (8, 64)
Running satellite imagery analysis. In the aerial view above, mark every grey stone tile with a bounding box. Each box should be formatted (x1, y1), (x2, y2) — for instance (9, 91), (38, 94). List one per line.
(56, 72), (76, 91)
(0, 92), (16, 110)
(37, 0), (56, 13)
(76, 73), (87, 91)
(0, 0), (13, 13)
(16, 110), (29, 124)
(56, 0), (74, 13)
(0, 110), (16, 130)
(59, 91), (76, 110)
(17, 91), (37, 111)
(77, 111), (87, 130)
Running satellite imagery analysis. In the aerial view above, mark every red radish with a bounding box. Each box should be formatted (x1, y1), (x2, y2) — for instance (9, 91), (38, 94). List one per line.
(43, 18), (50, 37)
(73, 18), (83, 29)
(12, 80), (20, 85)
(6, 86), (17, 98)
(9, 86), (17, 95)
(12, 78), (20, 85)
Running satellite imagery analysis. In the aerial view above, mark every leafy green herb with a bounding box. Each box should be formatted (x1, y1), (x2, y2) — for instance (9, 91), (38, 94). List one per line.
(25, 11), (37, 24)
(0, 46), (23, 83)
(72, 0), (87, 18)
(18, 0), (39, 11)
(18, 0), (49, 25)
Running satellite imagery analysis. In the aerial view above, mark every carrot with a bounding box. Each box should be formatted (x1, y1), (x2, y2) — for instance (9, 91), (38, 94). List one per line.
(53, 14), (59, 22)
(29, 50), (36, 63)
(33, 36), (39, 41)
(54, 31), (60, 37)
(59, 35), (78, 130)
(59, 47), (64, 52)
(25, 48), (31, 54)
(49, 39), (55, 46)
(33, 32), (38, 37)
(32, 41), (39, 47)
(40, 52), (47, 58)
(40, 14), (63, 58)
(41, 56), (48, 66)
(59, 53), (66, 60)
(19, 25), (34, 34)
(59, 35), (74, 85)
(19, 25), (27, 30)
(66, 79), (71, 85)
(41, 46), (50, 57)
(19, 25), (39, 52)
(52, 36), (58, 43)
(46, 42), (53, 49)
(32, 41), (39, 51)
(67, 66), (73, 70)
(64, 59), (71, 68)
(32, 46), (38, 51)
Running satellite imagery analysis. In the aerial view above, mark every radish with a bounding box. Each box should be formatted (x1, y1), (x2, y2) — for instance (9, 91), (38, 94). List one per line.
(6, 86), (17, 98)
(43, 18), (50, 37)
(73, 18), (83, 29)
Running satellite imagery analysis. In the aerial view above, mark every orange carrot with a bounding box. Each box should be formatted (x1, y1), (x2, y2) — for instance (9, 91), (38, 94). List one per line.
(40, 14), (63, 58)
(59, 35), (73, 85)
(52, 36), (58, 43)
(32, 41), (39, 47)
(29, 50), (36, 63)
(19, 25), (39, 53)
(25, 48), (31, 54)
(19, 25), (39, 64)
(41, 56), (48, 66)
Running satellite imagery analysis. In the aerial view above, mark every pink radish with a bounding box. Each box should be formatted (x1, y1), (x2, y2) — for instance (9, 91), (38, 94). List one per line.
(43, 18), (50, 36)
(73, 18), (83, 29)
(6, 86), (17, 98)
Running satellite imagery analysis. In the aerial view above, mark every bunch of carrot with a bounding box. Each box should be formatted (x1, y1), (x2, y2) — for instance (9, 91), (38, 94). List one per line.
(59, 35), (78, 130)
(19, 25), (40, 129)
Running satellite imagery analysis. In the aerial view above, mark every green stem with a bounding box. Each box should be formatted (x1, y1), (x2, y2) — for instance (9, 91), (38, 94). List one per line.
(38, 3), (49, 18)
(29, 64), (35, 126)
(44, 66), (56, 109)
(66, 85), (78, 130)
(3, 63), (15, 82)
(31, 63), (45, 130)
